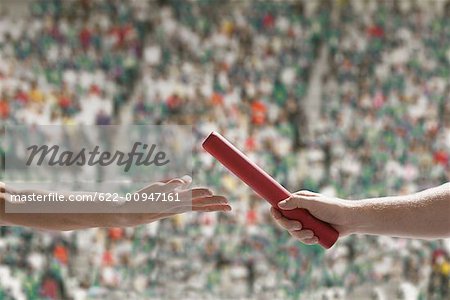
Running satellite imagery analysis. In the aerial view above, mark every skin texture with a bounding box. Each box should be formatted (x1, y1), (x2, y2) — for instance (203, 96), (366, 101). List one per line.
(0, 177), (231, 231)
(271, 182), (450, 245)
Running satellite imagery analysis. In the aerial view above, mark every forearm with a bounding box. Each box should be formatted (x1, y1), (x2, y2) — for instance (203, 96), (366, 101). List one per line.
(0, 184), (119, 228)
(351, 182), (450, 239)
(6, 187), (121, 202)
(0, 196), (6, 226)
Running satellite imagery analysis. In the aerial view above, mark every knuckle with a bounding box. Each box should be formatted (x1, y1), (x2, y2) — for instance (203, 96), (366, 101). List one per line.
(280, 221), (291, 229)
(305, 238), (318, 244)
(286, 196), (299, 202)
(296, 230), (314, 239)
(286, 221), (296, 229)
(288, 222), (300, 230)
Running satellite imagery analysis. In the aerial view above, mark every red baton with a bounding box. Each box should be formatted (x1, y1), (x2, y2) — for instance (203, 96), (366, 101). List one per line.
(202, 131), (339, 249)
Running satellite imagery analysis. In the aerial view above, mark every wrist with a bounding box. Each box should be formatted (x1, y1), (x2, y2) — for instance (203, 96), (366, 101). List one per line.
(345, 199), (373, 235)
(330, 198), (366, 236)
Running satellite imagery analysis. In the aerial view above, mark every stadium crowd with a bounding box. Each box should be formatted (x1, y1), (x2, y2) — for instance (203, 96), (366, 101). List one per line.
(1, 0), (449, 299)
(0, 0), (149, 126)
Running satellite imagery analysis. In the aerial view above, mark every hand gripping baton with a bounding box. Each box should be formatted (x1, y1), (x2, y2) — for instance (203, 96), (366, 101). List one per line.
(202, 132), (339, 249)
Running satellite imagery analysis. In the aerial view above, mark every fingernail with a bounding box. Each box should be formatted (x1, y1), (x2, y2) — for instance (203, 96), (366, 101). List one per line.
(224, 206), (232, 211)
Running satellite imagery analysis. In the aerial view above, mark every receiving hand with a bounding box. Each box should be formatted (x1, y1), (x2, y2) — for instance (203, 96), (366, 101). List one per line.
(0, 177), (231, 230)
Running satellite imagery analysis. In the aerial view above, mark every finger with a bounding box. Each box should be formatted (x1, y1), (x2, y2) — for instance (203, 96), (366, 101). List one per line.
(189, 188), (214, 199)
(270, 207), (282, 219)
(156, 196), (230, 213)
(159, 176), (191, 185)
(118, 202), (232, 224)
(272, 214), (302, 231)
(293, 190), (318, 197)
(148, 204), (231, 220)
(164, 175), (192, 190)
(278, 194), (317, 211)
(193, 204), (231, 212)
(160, 178), (174, 183)
(301, 236), (319, 245)
(0, 182), (4, 193)
(278, 196), (302, 210)
(161, 178), (187, 191)
(290, 229), (314, 240)
(180, 175), (192, 188)
(171, 188), (214, 204)
(135, 178), (184, 194)
(192, 195), (228, 206)
(160, 178), (184, 185)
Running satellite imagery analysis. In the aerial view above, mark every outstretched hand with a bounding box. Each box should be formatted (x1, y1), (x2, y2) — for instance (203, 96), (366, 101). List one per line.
(0, 177), (231, 231)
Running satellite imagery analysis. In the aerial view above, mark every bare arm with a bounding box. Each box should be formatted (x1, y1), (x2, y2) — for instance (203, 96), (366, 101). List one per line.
(271, 183), (450, 245)
(0, 178), (231, 231)
(350, 182), (450, 239)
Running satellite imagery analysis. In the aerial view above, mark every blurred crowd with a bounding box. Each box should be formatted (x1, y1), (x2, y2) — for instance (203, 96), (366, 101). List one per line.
(0, 0), (149, 125)
(319, 0), (450, 197)
(1, 0), (450, 299)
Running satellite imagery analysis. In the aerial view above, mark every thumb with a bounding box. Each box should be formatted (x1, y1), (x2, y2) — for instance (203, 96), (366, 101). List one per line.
(160, 177), (189, 192)
(179, 175), (192, 190)
(278, 194), (325, 213)
(136, 177), (187, 194)
(278, 192), (346, 226)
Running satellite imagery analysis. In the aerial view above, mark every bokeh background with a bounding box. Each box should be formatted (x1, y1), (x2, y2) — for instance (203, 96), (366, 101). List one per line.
(0, 0), (450, 299)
